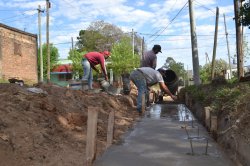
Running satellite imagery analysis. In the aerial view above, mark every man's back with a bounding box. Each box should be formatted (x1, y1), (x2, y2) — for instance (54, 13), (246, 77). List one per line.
(141, 50), (157, 69)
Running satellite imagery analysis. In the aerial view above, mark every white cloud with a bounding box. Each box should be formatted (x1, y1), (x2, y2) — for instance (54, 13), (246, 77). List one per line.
(193, 0), (217, 6)
(149, 3), (161, 11)
(1, 0), (248, 67)
(2, 1), (46, 9)
(136, 1), (145, 7)
(162, 0), (189, 12)
(219, 5), (234, 15)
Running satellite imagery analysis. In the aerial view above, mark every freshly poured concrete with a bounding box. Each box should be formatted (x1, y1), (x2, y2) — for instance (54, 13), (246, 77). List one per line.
(94, 104), (234, 166)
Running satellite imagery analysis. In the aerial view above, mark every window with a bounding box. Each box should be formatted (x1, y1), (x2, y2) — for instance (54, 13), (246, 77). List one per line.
(14, 42), (21, 56)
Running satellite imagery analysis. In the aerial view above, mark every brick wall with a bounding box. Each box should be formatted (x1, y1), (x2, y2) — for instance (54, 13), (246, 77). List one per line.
(0, 26), (38, 84)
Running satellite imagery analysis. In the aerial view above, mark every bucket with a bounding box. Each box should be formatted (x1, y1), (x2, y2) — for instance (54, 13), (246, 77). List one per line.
(159, 69), (179, 95)
(100, 80), (110, 91)
(81, 80), (89, 91)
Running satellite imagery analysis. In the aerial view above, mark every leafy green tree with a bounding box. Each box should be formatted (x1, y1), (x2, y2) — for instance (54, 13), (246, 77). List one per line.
(38, 43), (59, 79)
(243, 35), (250, 62)
(240, 0), (250, 28)
(109, 37), (140, 76)
(76, 21), (124, 52)
(76, 20), (143, 55)
(200, 59), (228, 83)
(162, 57), (186, 76)
(68, 49), (87, 79)
(76, 30), (105, 52)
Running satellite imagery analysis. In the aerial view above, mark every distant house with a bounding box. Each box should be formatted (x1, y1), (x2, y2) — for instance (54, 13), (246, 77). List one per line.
(0, 23), (38, 83)
(224, 64), (250, 79)
(51, 59), (73, 86)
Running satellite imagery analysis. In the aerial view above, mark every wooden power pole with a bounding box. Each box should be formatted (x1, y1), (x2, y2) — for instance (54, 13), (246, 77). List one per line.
(71, 37), (74, 50)
(132, 29), (134, 57)
(38, 5), (44, 82)
(188, 0), (200, 85)
(46, 0), (50, 82)
(211, 7), (219, 80)
(234, 0), (244, 79)
(140, 37), (144, 67)
(223, 14), (232, 79)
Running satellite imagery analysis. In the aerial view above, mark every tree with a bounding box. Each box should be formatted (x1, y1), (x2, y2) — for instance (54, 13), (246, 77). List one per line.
(38, 43), (59, 79)
(243, 35), (250, 62)
(76, 30), (106, 52)
(162, 57), (186, 77)
(240, 0), (250, 28)
(199, 59), (228, 83)
(108, 37), (140, 76)
(76, 21), (124, 52)
(76, 20), (143, 54)
(68, 49), (87, 79)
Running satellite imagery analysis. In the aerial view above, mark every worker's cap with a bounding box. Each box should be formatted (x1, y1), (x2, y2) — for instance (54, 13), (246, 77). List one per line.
(153, 44), (162, 53)
(102, 50), (111, 56)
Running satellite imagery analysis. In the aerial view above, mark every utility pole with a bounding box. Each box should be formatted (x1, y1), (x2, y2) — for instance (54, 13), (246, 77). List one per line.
(46, 0), (50, 82)
(183, 63), (186, 87)
(205, 52), (210, 64)
(240, 0), (244, 73)
(234, 0), (244, 79)
(187, 65), (189, 86)
(223, 13), (232, 79)
(132, 29), (134, 57)
(140, 37), (144, 67)
(71, 37), (74, 50)
(188, 0), (200, 85)
(211, 7), (219, 80)
(38, 5), (44, 82)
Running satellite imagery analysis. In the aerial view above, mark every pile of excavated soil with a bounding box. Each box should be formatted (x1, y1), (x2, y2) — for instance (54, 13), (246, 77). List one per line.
(0, 83), (139, 166)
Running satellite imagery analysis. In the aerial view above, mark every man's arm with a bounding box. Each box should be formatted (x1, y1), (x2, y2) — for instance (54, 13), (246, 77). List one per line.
(159, 82), (177, 100)
(99, 57), (108, 81)
(91, 65), (100, 73)
(152, 58), (157, 69)
(149, 54), (157, 69)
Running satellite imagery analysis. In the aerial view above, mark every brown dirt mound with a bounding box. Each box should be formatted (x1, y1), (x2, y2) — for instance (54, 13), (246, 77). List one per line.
(0, 83), (138, 166)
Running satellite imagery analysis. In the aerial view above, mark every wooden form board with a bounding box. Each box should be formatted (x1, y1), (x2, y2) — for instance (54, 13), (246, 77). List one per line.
(106, 110), (115, 148)
(86, 107), (99, 166)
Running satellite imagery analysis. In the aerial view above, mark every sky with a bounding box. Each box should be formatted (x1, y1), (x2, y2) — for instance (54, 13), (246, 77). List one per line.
(0, 0), (250, 71)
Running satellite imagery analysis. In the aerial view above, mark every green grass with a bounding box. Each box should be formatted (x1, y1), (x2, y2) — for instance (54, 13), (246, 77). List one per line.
(0, 79), (8, 83)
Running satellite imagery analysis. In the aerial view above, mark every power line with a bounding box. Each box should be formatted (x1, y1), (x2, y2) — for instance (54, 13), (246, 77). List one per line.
(148, 1), (189, 43)
(146, 0), (178, 37)
(0, 9), (37, 21)
(194, 0), (216, 14)
(164, 43), (235, 51)
(152, 36), (236, 42)
(139, 32), (250, 37)
(2, 13), (37, 24)
(0, 9), (36, 11)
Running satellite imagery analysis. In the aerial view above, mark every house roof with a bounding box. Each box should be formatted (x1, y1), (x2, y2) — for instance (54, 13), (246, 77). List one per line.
(52, 64), (72, 73)
(0, 23), (37, 38)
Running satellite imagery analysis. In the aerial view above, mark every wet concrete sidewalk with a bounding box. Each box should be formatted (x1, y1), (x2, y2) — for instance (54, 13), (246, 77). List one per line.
(94, 104), (234, 166)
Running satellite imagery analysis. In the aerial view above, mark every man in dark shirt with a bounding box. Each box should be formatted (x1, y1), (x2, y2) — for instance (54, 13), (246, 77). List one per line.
(130, 67), (177, 115)
(141, 44), (162, 69)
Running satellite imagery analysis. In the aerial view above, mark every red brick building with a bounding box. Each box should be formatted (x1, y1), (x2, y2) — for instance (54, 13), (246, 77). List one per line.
(0, 23), (38, 84)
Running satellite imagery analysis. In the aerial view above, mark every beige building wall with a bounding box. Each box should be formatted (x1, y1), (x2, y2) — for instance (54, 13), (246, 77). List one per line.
(0, 24), (38, 84)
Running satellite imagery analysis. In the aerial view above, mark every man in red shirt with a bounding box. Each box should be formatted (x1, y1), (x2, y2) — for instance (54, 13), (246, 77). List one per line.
(82, 51), (110, 89)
